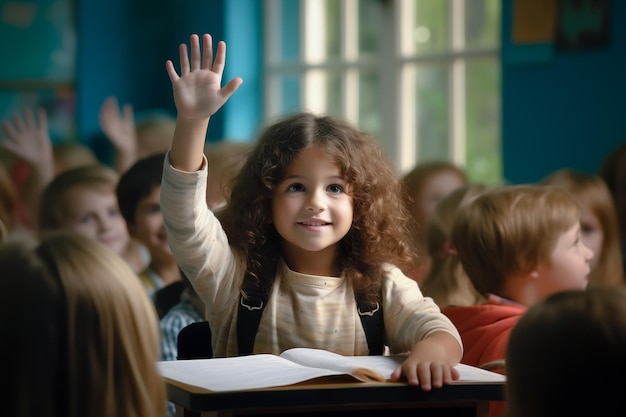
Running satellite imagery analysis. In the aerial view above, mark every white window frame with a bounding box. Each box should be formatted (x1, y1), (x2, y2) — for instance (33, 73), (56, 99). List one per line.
(263, 0), (500, 176)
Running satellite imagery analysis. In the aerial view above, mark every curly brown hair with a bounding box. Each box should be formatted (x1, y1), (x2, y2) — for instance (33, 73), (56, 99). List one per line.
(219, 112), (417, 306)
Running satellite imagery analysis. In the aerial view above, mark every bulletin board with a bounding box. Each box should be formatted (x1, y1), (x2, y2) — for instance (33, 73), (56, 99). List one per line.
(0, 0), (76, 143)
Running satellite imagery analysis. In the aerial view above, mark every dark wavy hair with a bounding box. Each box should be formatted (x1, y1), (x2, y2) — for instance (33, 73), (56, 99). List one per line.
(219, 112), (416, 306)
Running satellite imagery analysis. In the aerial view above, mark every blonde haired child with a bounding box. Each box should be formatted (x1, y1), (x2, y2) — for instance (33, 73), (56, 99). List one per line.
(38, 164), (148, 275)
(0, 231), (166, 417)
(420, 184), (488, 308)
(540, 168), (624, 287)
(160, 33), (462, 390)
(443, 184), (593, 417)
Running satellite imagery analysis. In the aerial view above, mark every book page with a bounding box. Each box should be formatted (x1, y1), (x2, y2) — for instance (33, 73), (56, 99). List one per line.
(279, 349), (506, 384)
(158, 354), (354, 392)
(280, 348), (401, 382)
(158, 351), (506, 392)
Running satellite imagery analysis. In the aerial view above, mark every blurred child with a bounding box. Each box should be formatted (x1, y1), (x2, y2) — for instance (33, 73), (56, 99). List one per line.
(159, 274), (205, 417)
(1, 107), (99, 233)
(599, 141), (626, 251)
(401, 161), (468, 282)
(420, 184), (488, 308)
(443, 184), (593, 417)
(0, 231), (166, 417)
(540, 168), (625, 287)
(0, 162), (17, 241)
(506, 287), (626, 417)
(38, 164), (148, 274)
(203, 140), (250, 210)
(117, 153), (183, 307)
(161, 33), (462, 390)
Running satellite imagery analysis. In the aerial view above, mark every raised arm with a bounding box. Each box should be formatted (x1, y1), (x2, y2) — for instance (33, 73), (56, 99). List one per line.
(99, 96), (138, 174)
(165, 33), (242, 172)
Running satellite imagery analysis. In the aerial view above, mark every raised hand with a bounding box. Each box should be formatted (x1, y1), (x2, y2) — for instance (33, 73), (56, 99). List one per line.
(99, 96), (138, 173)
(165, 33), (243, 120)
(165, 34), (242, 172)
(1, 107), (53, 168)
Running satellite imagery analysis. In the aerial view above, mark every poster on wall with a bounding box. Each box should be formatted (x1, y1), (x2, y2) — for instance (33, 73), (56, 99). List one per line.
(555, 0), (610, 51)
(0, 0), (76, 145)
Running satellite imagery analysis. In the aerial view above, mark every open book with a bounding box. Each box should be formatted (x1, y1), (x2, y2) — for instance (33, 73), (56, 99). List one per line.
(157, 347), (505, 392)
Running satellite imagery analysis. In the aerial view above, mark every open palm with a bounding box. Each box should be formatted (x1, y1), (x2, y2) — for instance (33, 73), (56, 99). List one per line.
(166, 34), (242, 120)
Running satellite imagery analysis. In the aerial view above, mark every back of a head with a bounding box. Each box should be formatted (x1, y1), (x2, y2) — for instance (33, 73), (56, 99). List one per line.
(506, 287), (626, 417)
(36, 231), (166, 417)
(116, 152), (165, 225)
(52, 142), (99, 175)
(451, 184), (580, 296)
(0, 240), (65, 417)
(135, 113), (176, 159)
(203, 141), (250, 209)
(38, 164), (119, 233)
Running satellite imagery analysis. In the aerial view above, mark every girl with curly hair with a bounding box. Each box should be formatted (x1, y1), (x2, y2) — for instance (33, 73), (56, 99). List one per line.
(160, 33), (462, 391)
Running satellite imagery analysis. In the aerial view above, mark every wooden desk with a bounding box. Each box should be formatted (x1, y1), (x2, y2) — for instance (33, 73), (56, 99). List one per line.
(166, 376), (505, 417)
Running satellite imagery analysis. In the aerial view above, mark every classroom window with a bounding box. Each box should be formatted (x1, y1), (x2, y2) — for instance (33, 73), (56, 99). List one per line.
(263, 0), (501, 184)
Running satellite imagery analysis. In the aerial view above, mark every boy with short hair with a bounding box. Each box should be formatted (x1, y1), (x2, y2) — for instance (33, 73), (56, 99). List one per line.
(443, 184), (594, 417)
(116, 152), (183, 313)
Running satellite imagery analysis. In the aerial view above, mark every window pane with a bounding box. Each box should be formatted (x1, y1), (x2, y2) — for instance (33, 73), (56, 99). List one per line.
(325, 0), (342, 60)
(358, 70), (382, 140)
(413, 0), (449, 54)
(358, 0), (382, 56)
(326, 71), (343, 116)
(465, 58), (501, 184)
(465, 0), (501, 50)
(278, 0), (300, 62)
(278, 73), (301, 114)
(414, 64), (449, 162)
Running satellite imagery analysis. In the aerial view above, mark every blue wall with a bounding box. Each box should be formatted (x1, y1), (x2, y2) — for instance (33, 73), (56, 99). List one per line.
(501, 0), (626, 184)
(76, 0), (261, 153)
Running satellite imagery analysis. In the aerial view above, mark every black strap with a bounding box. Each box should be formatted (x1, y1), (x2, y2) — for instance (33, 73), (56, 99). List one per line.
(236, 290), (265, 355)
(237, 283), (384, 355)
(358, 302), (384, 355)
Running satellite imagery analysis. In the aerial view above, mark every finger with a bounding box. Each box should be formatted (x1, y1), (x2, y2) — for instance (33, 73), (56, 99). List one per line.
(25, 107), (36, 128)
(430, 365), (443, 389)
(12, 113), (25, 131)
(212, 40), (226, 75)
(179, 42), (190, 76)
(122, 104), (134, 121)
(220, 77), (244, 100)
(190, 33), (201, 71)
(1, 121), (17, 139)
(202, 34), (213, 70)
(37, 108), (48, 131)
(165, 60), (180, 82)
(417, 366), (431, 391)
(389, 365), (402, 382)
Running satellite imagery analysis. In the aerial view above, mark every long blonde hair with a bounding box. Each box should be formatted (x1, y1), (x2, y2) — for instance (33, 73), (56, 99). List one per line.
(421, 184), (487, 307)
(36, 231), (166, 417)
